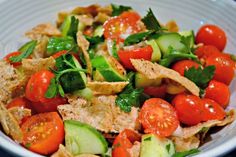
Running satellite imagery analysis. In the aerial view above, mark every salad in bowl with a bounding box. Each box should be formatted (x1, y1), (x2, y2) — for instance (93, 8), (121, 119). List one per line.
(0, 3), (235, 157)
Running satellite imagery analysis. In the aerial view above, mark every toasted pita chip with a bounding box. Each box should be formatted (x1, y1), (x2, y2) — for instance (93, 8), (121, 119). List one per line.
(87, 81), (128, 95)
(173, 110), (235, 139)
(22, 57), (55, 78)
(108, 56), (127, 76)
(131, 59), (200, 96)
(25, 23), (61, 40)
(94, 12), (110, 23)
(8, 107), (31, 124)
(57, 11), (70, 27)
(76, 31), (92, 75)
(32, 36), (49, 59)
(165, 20), (179, 32)
(127, 141), (141, 157)
(0, 102), (23, 142)
(170, 136), (200, 152)
(58, 95), (139, 133)
(75, 155), (99, 157)
(51, 144), (73, 157)
(75, 15), (94, 26)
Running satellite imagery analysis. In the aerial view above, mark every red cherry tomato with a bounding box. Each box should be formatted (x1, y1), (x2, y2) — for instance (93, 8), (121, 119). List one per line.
(206, 55), (235, 85)
(21, 112), (64, 155)
(143, 85), (167, 98)
(6, 97), (31, 109)
(139, 98), (179, 137)
(196, 24), (227, 51)
(103, 11), (142, 42)
(4, 52), (22, 67)
(201, 98), (226, 121)
(204, 80), (230, 108)
(172, 60), (200, 76)
(118, 45), (153, 70)
(194, 45), (221, 60)
(112, 129), (141, 157)
(172, 94), (203, 125)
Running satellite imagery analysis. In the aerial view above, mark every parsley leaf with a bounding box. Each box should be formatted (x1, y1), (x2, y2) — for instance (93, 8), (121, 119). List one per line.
(111, 40), (119, 59)
(180, 35), (192, 53)
(144, 137), (152, 141)
(10, 40), (37, 62)
(124, 31), (154, 46)
(166, 144), (171, 153)
(230, 54), (236, 62)
(142, 8), (162, 31)
(85, 35), (104, 49)
(184, 66), (215, 89)
(111, 4), (132, 16)
(172, 149), (200, 157)
(60, 15), (79, 40)
(45, 78), (58, 98)
(116, 84), (143, 112)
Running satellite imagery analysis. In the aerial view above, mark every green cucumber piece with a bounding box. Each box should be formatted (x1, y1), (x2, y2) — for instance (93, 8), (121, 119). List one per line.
(179, 30), (195, 48)
(91, 56), (126, 82)
(73, 87), (93, 100)
(94, 25), (104, 37)
(72, 56), (87, 84)
(60, 15), (78, 40)
(93, 70), (105, 81)
(135, 73), (162, 88)
(145, 39), (161, 62)
(155, 33), (186, 56)
(140, 134), (175, 157)
(65, 120), (108, 155)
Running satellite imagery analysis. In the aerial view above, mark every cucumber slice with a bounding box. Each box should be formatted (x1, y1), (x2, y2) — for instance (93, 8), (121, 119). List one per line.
(60, 15), (78, 38)
(135, 73), (162, 88)
(91, 56), (126, 82)
(65, 120), (108, 155)
(140, 134), (175, 157)
(155, 33), (186, 56)
(145, 39), (161, 62)
(94, 25), (103, 37)
(93, 70), (105, 81)
(179, 30), (195, 48)
(73, 87), (93, 100)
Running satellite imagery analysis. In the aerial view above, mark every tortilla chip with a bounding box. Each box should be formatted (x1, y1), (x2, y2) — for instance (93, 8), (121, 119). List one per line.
(25, 23), (61, 40)
(87, 81), (128, 95)
(32, 36), (49, 59)
(170, 136), (200, 152)
(76, 31), (92, 75)
(8, 107), (31, 124)
(131, 59), (200, 96)
(58, 95), (139, 133)
(165, 20), (179, 32)
(22, 57), (55, 78)
(0, 102), (23, 142)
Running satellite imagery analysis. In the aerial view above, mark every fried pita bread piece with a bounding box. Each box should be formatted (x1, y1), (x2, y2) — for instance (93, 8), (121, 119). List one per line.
(31, 36), (49, 59)
(0, 102), (23, 142)
(165, 20), (179, 32)
(58, 95), (139, 133)
(87, 81), (128, 95)
(8, 107), (31, 124)
(0, 61), (25, 104)
(131, 59), (200, 96)
(22, 57), (55, 78)
(25, 23), (61, 40)
(76, 31), (92, 75)
(127, 141), (141, 157)
(170, 136), (200, 152)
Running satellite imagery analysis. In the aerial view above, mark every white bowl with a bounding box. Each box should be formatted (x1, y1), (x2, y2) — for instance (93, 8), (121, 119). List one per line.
(0, 0), (236, 156)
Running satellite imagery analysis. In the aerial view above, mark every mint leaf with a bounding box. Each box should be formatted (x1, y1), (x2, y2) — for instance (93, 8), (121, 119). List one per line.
(142, 8), (162, 31)
(172, 149), (200, 157)
(10, 40), (37, 62)
(111, 4), (132, 16)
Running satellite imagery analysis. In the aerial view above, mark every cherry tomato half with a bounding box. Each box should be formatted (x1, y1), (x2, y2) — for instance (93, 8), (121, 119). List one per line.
(139, 98), (179, 137)
(143, 85), (167, 98)
(196, 24), (227, 51)
(4, 51), (22, 67)
(172, 60), (200, 76)
(204, 80), (230, 108)
(194, 45), (221, 60)
(21, 112), (64, 155)
(118, 45), (153, 70)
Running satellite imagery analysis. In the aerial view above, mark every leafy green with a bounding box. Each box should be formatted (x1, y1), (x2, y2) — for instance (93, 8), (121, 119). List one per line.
(46, 36), (78, 56)
(10, 40), (37, 62)
(180, 35), (192, 53)
(60, 15), (79, 40)
(144, 137), (151, 141)
(116, 84), (143, 112)
(124, 31), (154, 46)
(111, 40), (119, 59)
(184, 66), (215, 89)
(230, 54), (236, 62)
(85, 35), (104, 49)
(166, 144), (171, 153)
(172, 149), (200, 157)
(142, 8), (162, 31)
(111, 4), (132, 16)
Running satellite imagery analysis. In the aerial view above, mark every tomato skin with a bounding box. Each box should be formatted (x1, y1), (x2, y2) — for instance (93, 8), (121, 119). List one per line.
(103, 11), (141, 42)
(194, 45), (221, 60)
(4, 52), (22, 67)
(6, 97), (31, 109)
(172, 94), (203, 125)
(204, 80), (230, 108)
(112, 129), (141, 157)
(201, 98), (226, 121)
(143, 85), (167, 98)
(196, 24), (227, 51)
(139, 98), (179, 137)
(21, 112), (64, 155)
(172, 60), (200, 76)
(205, 55), (235, 85)
(118, 45), (153, 70)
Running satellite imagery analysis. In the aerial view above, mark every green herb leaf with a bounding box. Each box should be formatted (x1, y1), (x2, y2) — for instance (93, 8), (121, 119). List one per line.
(116, 84), (143, 112)
(184, 66), (215, 89)
(45, 78), (58, 98)
(25, 143), (31, 149)
(144, 137), (151, 141)
(230, 54), (236, 62)
(166, 144), (171, 153)
(10, 40), (37, 62)
(46, 36), (78, 56)
(124, 31), (153, 46)
(142, 8), (162, 31)
(172, 149), (200, 157)
(85, 35), (104, 49)
(111, 4), (132, 16)
(61, 15), (79, 40)
(180, 35), (192, 53)
(111, 40), (118, 59)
